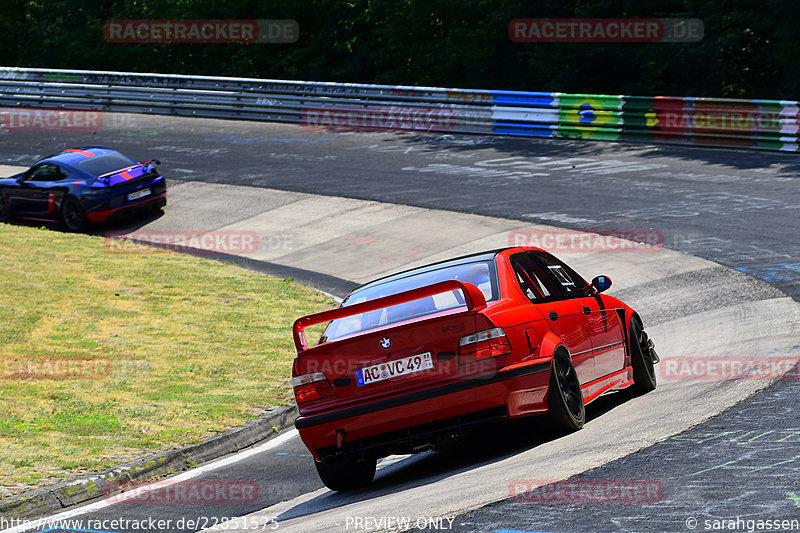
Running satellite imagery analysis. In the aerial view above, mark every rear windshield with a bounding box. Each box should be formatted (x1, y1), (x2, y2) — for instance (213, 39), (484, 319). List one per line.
(72, 152), (136, 177)
(321, 260), (497, 343)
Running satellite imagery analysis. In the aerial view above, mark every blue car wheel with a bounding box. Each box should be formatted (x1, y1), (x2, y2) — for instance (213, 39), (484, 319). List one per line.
(0, 196), (10, 223)
(62, 196), (87, 231)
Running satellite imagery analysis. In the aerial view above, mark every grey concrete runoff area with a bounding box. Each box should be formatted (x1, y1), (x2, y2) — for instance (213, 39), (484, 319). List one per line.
(163, 185), (796, 533)
(0, 116), (798, 533)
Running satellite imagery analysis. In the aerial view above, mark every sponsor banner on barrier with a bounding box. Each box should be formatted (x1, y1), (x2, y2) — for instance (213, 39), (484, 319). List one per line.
(301, 107), (456, 132)
(658, 357), (800, 381)
(619, 96), (798, 150)
(491, 90), (554, 107)
(508, 228), (664, 253)
(650, 98), (787, 134)
(0, 108), (102, 131)
(104, 19), (298, 43)
(555, 94), (624, 140)
(444, 90), (493, 105)
(2, 66), (797, 152)
(509, 479), (664, 503)
(509, 18), (703, 43)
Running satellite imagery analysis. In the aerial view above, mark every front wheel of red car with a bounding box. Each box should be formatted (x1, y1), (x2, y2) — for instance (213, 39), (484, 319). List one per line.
(315, 455), (376, 492)
(61, 196), (87, 232)
(630, 316), (657, 394)
(547, 351), (585, 433)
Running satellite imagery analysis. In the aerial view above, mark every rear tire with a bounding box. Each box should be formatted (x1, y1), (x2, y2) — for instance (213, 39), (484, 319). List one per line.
(0, 196), (10, 223)
(546, 350), (585, 433)
(630, 316), (657, 394)
(315, 455), (376, 492)
(61, 196), (87, 232)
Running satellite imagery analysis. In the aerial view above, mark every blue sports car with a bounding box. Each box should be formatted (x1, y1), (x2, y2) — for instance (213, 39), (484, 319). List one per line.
(0, 146), (167, 231)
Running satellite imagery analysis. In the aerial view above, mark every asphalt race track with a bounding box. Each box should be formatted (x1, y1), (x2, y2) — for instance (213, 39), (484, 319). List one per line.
(2, 113), (799, 299)
(1, 114), (798, 533)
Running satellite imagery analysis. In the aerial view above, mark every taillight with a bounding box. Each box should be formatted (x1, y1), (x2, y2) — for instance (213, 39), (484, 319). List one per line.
(459, 327), (512, 363)
(292, 372), (335, 404)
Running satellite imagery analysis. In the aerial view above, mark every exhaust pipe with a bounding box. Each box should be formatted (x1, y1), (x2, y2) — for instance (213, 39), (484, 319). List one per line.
(323, 451), (350, 465)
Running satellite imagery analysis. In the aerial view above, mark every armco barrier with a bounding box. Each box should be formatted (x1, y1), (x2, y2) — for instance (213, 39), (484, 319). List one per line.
(1, 67), (798, 152)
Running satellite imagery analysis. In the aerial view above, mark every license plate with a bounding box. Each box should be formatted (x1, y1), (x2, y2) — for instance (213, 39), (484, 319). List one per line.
(356, 352), (433, 386)
(127, 188), (151, 201)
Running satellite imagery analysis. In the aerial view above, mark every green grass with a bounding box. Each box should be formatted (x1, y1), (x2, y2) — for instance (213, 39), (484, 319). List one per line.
(0, 224), (333, 493)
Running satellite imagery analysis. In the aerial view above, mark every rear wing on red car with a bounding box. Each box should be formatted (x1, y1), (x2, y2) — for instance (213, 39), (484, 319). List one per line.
(292, 280), (487, 352)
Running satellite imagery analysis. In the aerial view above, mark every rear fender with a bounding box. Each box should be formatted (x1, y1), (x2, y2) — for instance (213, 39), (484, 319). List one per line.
(292, 358), (309, 376)
(537, 329), (564, 363)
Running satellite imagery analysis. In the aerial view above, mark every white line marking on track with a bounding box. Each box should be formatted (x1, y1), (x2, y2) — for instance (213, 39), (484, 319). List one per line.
(5, 429), (299, 533)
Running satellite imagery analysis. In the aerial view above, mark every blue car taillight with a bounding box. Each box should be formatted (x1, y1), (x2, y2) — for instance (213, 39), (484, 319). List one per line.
(82, 187), (106, 196)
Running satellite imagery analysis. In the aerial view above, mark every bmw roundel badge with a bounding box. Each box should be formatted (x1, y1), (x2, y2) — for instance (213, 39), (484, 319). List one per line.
(379, 337), (392, 350)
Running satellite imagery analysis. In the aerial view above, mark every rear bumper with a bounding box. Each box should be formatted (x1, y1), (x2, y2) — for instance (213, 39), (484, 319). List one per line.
(296, 360), (551, 461)
(86, 193), (166, 223)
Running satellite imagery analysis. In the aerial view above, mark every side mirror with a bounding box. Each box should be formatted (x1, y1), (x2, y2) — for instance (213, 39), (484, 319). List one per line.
(16, 172), (30, 184)
(591, 275), (612, 293)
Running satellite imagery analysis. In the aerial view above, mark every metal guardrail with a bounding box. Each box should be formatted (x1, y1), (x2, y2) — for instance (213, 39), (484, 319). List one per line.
(1, 67), (798, 152)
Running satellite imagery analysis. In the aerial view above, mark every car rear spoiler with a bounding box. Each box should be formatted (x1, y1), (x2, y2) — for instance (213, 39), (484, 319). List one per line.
(292, 280), (487, 351)
(97, 160), (160, 180)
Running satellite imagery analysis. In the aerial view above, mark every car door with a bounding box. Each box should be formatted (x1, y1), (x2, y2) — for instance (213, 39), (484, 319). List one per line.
(10, 164), (67, 218)
(579, 294), (626, 377)
(508, 252), (595, 384)
(531, 251), (626, 380)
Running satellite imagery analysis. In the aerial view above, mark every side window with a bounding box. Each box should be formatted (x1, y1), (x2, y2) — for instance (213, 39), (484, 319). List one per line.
(530, 251), (591, 298)
(509, 253), (562, 303)
(27, 164), (66, 182)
